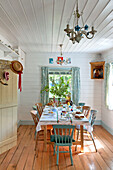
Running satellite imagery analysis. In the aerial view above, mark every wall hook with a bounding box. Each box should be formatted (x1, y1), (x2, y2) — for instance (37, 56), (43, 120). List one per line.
(0, 78), (8, 86)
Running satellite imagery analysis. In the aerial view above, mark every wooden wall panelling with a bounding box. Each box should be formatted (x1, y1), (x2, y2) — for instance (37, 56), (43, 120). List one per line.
(12, 106), (17, 136)
(0, 77), (2, 108)
(0, 61), (17, 109)
(0, 60), (17, 155)
(0, 107), (17, 155)
(1, 108), (7, 141)
(0, 109), (1, 142)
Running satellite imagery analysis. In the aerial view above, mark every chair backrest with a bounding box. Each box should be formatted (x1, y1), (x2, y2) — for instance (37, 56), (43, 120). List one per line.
(89, 110), (97, 126)
(32, 105), (37, 110)
(35, 103), (43, 117)
(78, 103), (85, 106)
(82, 106), (91, 119)
(53, 125), (75, 145)
(30, 110), (39, 128)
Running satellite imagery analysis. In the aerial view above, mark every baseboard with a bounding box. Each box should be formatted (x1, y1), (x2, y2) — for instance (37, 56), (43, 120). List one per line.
(17, 120), (102, 127)
(17, 120), (21, 128)
(18, 120), (34, 128)
(94, 120), (102, 125)
(101, 121), (113, 135)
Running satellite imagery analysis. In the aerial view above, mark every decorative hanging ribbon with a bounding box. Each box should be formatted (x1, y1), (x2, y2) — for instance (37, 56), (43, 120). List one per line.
(18, 71), (23, 92)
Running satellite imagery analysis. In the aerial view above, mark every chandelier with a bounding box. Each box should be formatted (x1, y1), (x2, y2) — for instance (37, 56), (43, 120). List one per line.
(64, 0), (97, 44)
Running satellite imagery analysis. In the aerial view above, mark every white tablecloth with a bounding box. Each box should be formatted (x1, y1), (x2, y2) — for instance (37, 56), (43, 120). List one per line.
(36, 107), (90, 132)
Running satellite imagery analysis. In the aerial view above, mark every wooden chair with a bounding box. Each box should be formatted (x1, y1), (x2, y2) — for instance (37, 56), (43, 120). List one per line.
(78, 103), (85, 106)
(82, 106), (91, 119)
(75, 106), (91, 151)
(35, 125), (53, 157)
(75, 110), (97, 152)
(34, 103), (53, 156)
(35, 103), (53, 131)
(30, 110), (39, 137)
(30, 109), (52, 157)
(35, 103), (43, 117)
(50, 125), (75, 165)
(30, 110), (39, 127)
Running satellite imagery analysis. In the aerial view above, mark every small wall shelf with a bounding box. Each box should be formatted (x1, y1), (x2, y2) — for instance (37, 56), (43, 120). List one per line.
(0, 41), (19, 58)
(90, 61), (105, 79)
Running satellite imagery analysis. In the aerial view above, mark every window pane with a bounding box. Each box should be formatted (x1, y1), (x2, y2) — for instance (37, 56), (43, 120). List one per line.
(49, 72), (72, 99)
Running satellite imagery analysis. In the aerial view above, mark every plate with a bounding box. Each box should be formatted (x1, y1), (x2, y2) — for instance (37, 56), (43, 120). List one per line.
(45, 105), (49, 108)
(43, 112), (49, 115)
(60, 117), (67, 120)
(75, 115), (84, 119)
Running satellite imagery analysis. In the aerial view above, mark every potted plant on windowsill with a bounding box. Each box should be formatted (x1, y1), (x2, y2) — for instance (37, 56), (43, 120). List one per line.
(41, 76), (70, 105)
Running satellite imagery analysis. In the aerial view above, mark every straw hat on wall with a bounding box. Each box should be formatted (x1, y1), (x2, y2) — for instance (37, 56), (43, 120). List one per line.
(10, 60), (23, 92)
(10, 60), (23, 74)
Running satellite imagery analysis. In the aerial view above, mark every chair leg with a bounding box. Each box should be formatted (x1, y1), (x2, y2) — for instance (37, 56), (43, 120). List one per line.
(54, 144), (56, 155)
(69, 146), (73, 166)
(34, 130), (37, 140)
(35, 133), (39, 157)
(75, 130), (79, 151)
(50, 128), (53, 135)
(77, 130), (79, 140)
(56, 146), (59, 166)
(35, 133), (38, 151)
(90, 132), (97, 152)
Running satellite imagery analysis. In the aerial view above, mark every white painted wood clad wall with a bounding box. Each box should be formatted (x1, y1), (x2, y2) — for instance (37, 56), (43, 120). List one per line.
(0, 60), (17, 154)
(18, 52), (102, 122)
(101, 49), (113, 130)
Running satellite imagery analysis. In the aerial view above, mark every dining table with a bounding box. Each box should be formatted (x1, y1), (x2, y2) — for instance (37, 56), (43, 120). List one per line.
(36, 105), (89, 152)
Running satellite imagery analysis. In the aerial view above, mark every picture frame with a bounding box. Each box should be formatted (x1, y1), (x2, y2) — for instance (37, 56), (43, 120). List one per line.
(49, 58), (54, 64)
(90, 61), (105, 79)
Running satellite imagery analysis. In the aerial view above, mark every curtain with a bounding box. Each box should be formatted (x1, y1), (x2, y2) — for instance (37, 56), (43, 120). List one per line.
(105, 63), (113, 110)
(41, 67), (49, 105)
(72, 67), (80, 105)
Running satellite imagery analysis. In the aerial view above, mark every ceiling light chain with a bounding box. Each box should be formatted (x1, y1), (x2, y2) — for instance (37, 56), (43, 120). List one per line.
(64, 0), (97, 44)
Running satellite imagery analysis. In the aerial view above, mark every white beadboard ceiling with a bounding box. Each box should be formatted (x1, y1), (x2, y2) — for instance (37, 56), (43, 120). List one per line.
(0, 0), (113, 54)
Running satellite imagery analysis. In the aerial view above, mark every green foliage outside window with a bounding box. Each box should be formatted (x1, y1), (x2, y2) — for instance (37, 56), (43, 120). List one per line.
(41, 76), (69, 99)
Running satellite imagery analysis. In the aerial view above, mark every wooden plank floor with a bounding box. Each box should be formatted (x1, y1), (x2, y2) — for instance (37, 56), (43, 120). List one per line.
(0, 125), (113, 170)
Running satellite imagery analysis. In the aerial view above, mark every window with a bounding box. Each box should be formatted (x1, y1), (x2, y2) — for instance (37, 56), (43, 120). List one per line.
(48, 69), (72, 101)
(41, 67), (80, 105)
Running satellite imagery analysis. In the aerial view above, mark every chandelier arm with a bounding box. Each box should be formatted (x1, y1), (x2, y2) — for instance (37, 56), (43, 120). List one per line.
(86, 33), (94, 39)
(73, 11), (76, 29)
(81, 15), (84, 27)
(76, 0), (79, 25)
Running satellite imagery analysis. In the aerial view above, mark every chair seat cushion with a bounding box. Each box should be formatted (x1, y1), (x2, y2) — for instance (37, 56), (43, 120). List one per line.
(76, 125), (87, 131)
(47, 125), (53, 130)
(50, 135), (75, 143)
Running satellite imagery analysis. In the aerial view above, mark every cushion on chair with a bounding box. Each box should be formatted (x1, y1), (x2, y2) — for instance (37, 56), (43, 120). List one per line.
(47, 125), (53, 130)
(76, 125), (87, 131)
(50, 135), (75, 143)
